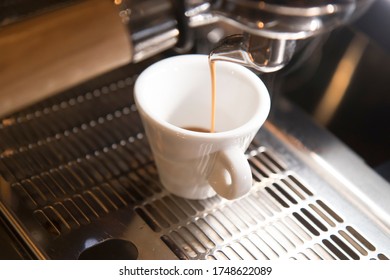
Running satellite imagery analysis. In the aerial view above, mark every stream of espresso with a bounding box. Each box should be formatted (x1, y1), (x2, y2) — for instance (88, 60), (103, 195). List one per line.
(182, 59), (217, 134)
(209, 59), (216, 133)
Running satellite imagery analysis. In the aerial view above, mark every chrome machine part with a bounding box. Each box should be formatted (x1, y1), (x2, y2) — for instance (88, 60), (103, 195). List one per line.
(0, 62), (389, 260)
(208, 34), (296, 72)
(117, 0), (181, 62)
(187, 0), (375, 71)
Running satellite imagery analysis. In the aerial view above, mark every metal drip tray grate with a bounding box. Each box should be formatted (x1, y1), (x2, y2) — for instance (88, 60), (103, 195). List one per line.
(138, 160), (380, 260)
(0, 64), (389, 260)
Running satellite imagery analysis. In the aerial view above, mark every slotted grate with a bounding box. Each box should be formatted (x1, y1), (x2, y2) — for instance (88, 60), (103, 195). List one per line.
(0, 64), (389, 260)
(139, 170), (382, 260)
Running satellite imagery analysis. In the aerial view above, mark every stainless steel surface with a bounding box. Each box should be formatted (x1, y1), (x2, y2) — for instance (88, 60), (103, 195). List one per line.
(0, 211), (33, 259)
(0, 61), (389, 260)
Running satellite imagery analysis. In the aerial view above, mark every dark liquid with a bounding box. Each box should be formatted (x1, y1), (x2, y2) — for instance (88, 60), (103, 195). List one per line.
(209, 60), (216, 133)
(182, 126), (211, 133)
(182, 59), (217, 134)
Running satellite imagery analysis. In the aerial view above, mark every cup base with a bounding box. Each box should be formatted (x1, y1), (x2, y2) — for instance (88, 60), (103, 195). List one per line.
(160, 177), (217, 200)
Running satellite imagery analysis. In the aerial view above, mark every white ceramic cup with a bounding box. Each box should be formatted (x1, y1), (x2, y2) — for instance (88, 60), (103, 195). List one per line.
(134, 54), (270, 200)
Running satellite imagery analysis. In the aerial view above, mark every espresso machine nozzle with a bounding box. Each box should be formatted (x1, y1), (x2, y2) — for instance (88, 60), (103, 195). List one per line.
(208, 33), (296, 72)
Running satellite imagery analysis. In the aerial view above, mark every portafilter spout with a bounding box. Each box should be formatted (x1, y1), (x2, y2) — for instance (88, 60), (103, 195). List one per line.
(208, 33), (296, 73)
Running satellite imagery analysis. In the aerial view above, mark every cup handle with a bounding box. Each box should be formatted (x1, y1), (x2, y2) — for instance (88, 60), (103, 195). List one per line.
(208, 147), (252, 200)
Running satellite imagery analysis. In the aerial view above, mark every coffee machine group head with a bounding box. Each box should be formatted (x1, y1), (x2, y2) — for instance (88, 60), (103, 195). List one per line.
(190, 0), (375, 71)
(120, 0), (374, 72)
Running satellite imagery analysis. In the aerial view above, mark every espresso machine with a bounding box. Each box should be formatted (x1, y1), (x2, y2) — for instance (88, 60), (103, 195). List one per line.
(0, 0), (389, 260)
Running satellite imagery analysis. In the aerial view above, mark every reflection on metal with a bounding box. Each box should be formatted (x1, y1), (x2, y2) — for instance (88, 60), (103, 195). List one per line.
(314, 34), (369, 125)
(209, 34), (296, 73)
(0, 63), (389, 260)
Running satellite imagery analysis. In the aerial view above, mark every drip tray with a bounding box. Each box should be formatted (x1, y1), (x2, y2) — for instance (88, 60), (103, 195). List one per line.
(0, 63), (389, 260)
